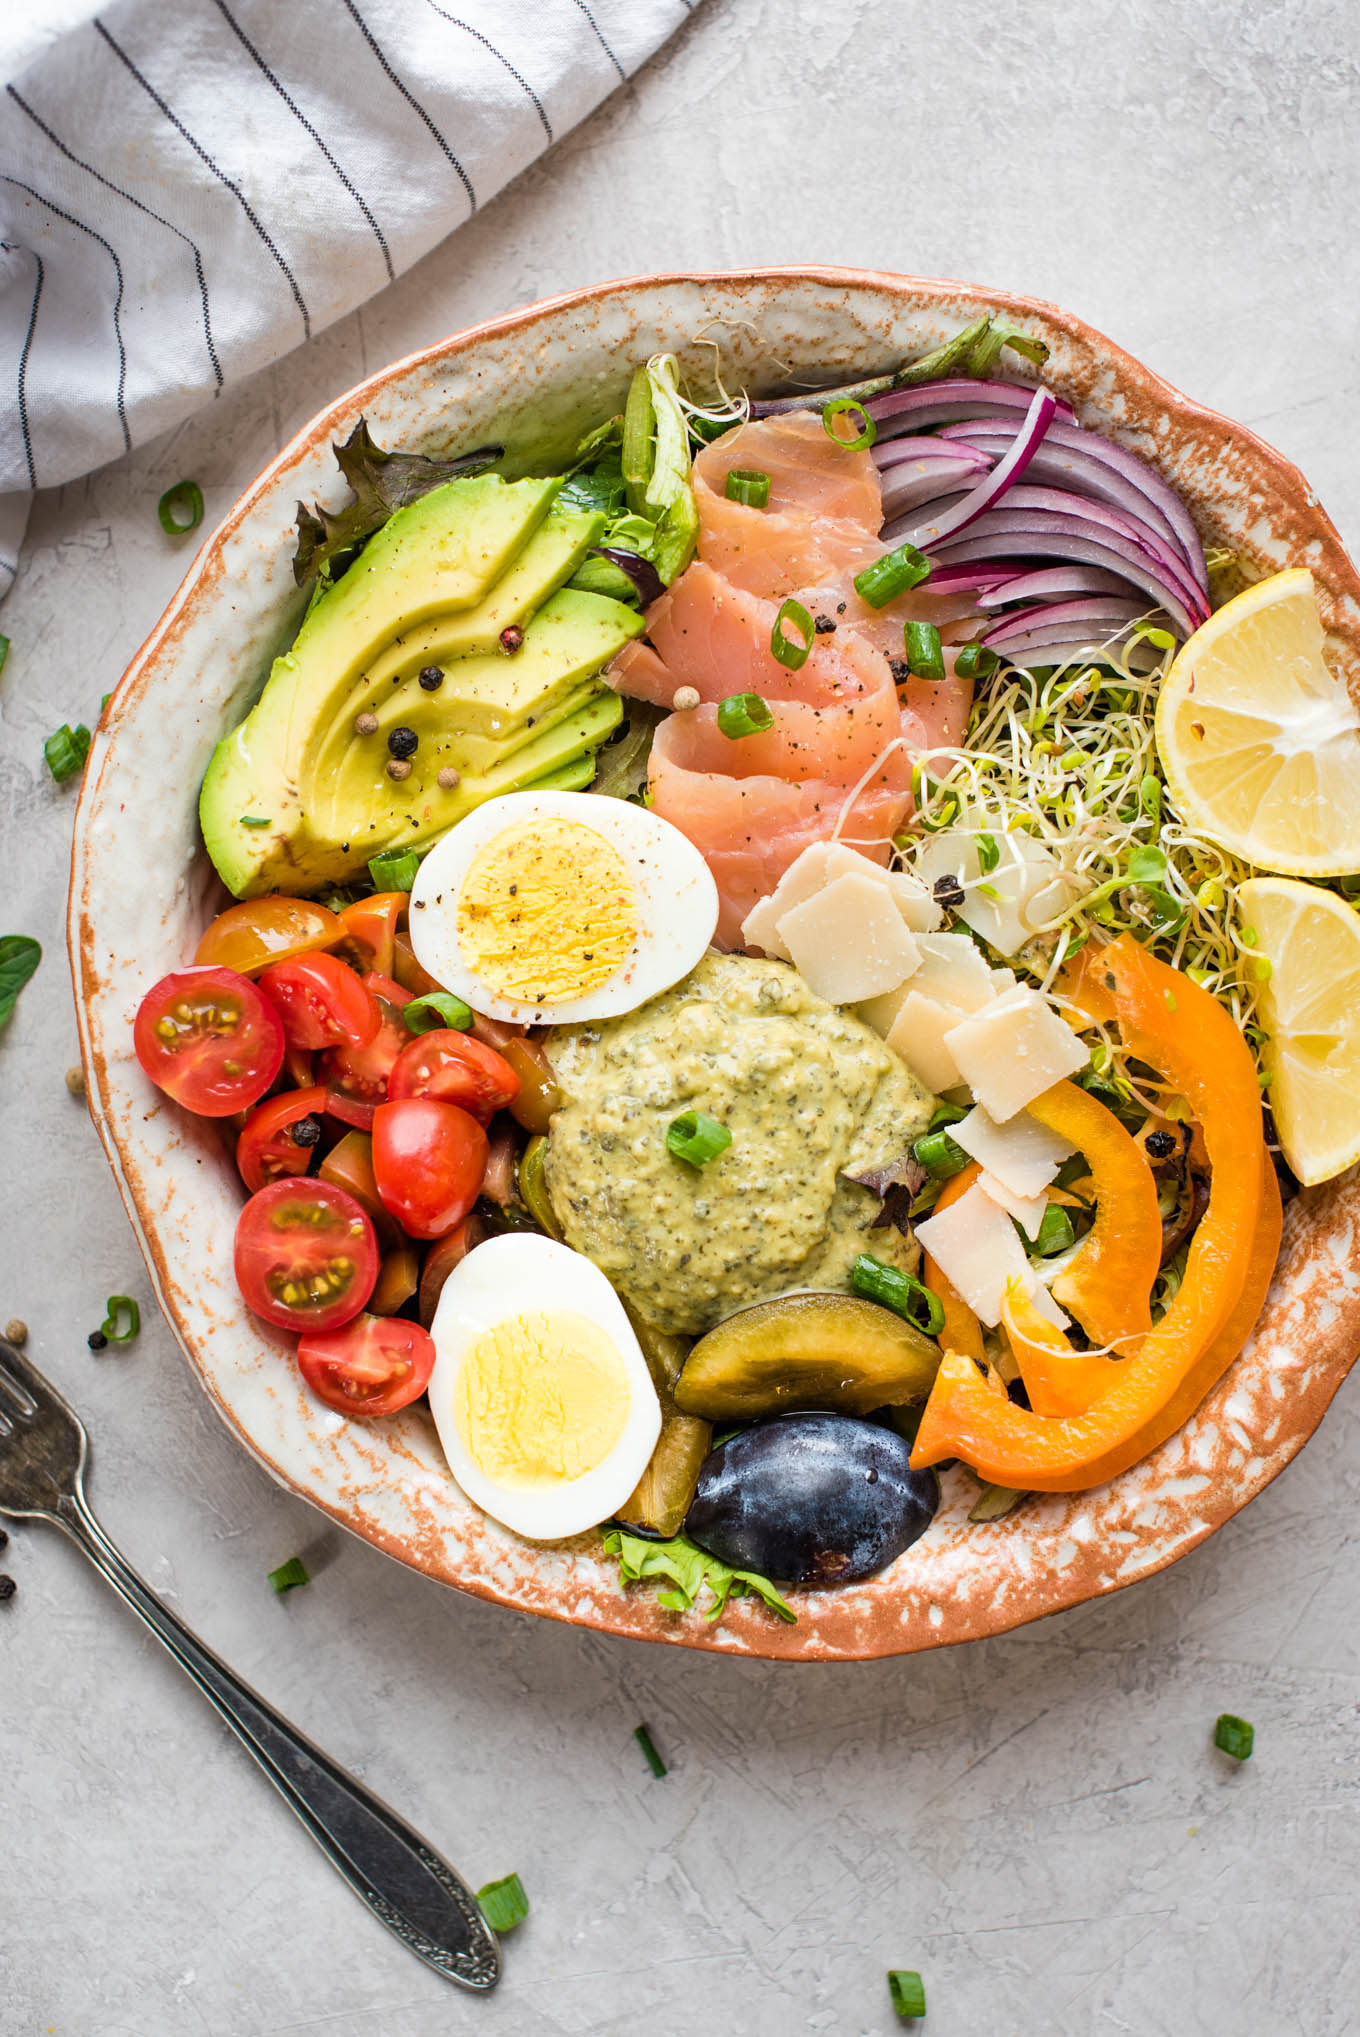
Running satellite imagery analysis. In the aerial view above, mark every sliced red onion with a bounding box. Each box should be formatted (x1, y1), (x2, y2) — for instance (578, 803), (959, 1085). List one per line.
(876, 437), (990, 474)
(981, 485), (1207, 620)
(591, 546), (665, 607)
(885, 389), (1057, 553)
(866, 378), (1075, 441)
(919, 562), (1030, 594)
(880, 455), (994, 519)
(976, 565), (1134, 608)
(990, 629), (1145, 670)
(983, 596), (1151, 648)
(926, 525), (1199, 638)
(924, 499), (1207, 627)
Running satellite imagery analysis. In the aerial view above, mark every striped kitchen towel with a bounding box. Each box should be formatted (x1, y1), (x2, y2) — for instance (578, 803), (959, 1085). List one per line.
(0, 0), (699, 597)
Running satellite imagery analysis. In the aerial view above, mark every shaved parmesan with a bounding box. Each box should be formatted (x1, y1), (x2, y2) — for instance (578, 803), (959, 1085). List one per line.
(776, 872), (922, 1004)
(861, 932), (999, 1041)
(912, 1183), (1049, 1329)
(741, 841), (942, 958)
(953, 1105), (1074, 1199)
(945, 987), (1089, 1121)
(912, 828), (1082, 956)
(885, 990), (971, 1091)
(978, 1172), (1048, 1239)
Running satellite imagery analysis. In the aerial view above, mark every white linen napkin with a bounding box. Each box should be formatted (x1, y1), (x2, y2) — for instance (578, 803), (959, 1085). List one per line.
(0, 0), (697, 596)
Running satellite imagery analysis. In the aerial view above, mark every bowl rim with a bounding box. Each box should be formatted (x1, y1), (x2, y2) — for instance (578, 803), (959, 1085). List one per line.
(68, 264), (1360, 1661)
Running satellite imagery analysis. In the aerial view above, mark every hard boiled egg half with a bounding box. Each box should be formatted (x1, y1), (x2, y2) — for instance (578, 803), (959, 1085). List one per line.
(427, 1233), (661, 1541)
(407, 788), (718, 1023)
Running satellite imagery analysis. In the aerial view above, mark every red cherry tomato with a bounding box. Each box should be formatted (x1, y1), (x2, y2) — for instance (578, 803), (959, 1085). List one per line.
(235, 1084), (328, 1194)
(134, 966), (284, 1117)
(234, 1178), (378, 1332)
(257, 953), (380, 1052)
(338, 893), (406, 980)
(320, 973), (411, 1129)
(283, 1041), (315, 1089)
(387, 1028), (520, 1124)
(296, 1312), (436, 1418)
(418, 1215), (484, 1328)
(372, 1098), (489, 1240)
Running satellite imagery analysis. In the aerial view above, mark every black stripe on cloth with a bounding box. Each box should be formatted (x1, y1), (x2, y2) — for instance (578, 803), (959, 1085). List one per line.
(571, 0), (627, 80)
(210, 0), (395, 282)
(7, 84), (224, 390)
(94, 18), (312, 341)
(3, 176), (130, 455)
(2, 238), (45, 489)
(422, 2), (552, 142)
(336, 0), (475, 210)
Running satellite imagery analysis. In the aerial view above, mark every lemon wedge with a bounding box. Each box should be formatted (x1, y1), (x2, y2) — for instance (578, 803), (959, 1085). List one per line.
(1237, 875), (1360, 1184)
(1155, 568), (1360, 875)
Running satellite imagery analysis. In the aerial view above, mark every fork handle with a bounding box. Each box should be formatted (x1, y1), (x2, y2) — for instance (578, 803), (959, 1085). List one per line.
(52, 1489), (499, 1991)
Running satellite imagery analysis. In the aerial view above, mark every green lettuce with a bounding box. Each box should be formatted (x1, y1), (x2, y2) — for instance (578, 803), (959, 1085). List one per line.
(292, 419), (501, 586)
(603, 1527), (796, 1625)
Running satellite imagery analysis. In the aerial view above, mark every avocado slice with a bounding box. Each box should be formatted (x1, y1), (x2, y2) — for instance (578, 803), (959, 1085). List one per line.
(200, 476), (640, 896)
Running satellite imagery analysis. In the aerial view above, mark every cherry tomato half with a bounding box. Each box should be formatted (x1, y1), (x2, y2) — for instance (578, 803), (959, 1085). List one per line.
(134, 966), (284, 1117)
(234, 1177), (378, 1332)
(296, 1312), (435, 1417)
(257, 953), (380, 1052)
(369, 1245), (421, 1316)
(387, 1028), (519, 1124)
(372, 1097), (489, 1239)
(316, 1128), (396, 1243)
(321, 973), (410, 1130)
(418, 1215), (485, 1328)
(236, 1084), (329, 1194)
(195, 897), (344, 976)
(499, 1036), (562, 1134)
(392, 929), (442, 998)
(338, 893), (406, 980)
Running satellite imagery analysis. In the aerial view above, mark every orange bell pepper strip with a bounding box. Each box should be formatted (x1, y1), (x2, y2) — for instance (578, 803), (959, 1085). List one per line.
(920, 1162), (986, 1365)
(999, 1277), (1117, 1417)
(911, 936), (1266, 1491)
(1028, 1079), (1162, 1350)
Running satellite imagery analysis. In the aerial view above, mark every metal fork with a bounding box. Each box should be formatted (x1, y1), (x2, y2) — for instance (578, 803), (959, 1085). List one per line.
(0, 1332), (500, 1993)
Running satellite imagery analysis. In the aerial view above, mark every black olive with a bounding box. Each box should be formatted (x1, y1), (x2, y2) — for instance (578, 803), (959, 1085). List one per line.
(388, 726), (418, 759)
(289, 1116), (322, 1147)
(933, 873), (965, 910)
(418, 665), (445, 691)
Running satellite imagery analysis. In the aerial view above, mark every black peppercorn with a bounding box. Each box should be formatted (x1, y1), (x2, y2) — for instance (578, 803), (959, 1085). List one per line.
(1145, 1129), (1177, 1159)
(499, 625), (525, 655)
(933, 873), (966, 910)
(889, 656), (910, 685)
(0, 1576), (15, 1602)
(388, 726), (418, 759)
(290, 1116), (323, 1147)
(87, 1330), (108, 1351)
(814, 613), (836, 634)
(418, 665), (444, 691)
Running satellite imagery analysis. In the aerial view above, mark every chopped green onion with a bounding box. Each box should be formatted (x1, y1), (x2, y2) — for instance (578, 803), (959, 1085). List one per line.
(928, 1100), (969, 1130)
(666, 1110), (732, 1166)
(954, 640), (999, 680)
(368, 846), (421, 892)
(853, 542), (931, 609)
(403, 991), (473, 1034)
(634, 1723), (668, 1777)
(44, 723), (91, 785)
(769, 597), (814, 672)
(822, 398), (877, 451)
(100, 691), (112, 712)
(724, 468), (771, 508)
(913, 1128), (970, 1179)
(477, 1872), (530, 1933)
(1033, 1205), (1075, 1257)
(158, 479), (204, 534)
(888, 1969), (927, 2019)
(903, 620), (945, 684)
(975, 832), (1000, 874)
(1214, 1713), (1254, 1761)
(851, 1254), (945, 1337)
(238, 815), (271, 829)
(0, 635), (8, 675)
(717, 690), (776, 739)
(268, 1555), (310, 1594)
(100, 1295), (140, 1343)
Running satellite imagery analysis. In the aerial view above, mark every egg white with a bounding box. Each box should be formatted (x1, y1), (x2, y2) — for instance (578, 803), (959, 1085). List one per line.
(426, 1233), (662, 1541)
(407, 789), (719, 1023)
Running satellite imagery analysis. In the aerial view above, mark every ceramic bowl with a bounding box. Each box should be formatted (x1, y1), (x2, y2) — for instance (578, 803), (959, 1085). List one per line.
(69, 268), (1360, 1661)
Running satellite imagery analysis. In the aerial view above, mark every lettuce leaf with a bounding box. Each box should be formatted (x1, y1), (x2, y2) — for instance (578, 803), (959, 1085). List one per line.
(602, 1527), (796, 1625)
(292, 418), (502, 586)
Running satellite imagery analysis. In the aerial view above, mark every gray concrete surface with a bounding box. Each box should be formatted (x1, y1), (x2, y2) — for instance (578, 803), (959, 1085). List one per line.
(3, 1), (1360, 2031)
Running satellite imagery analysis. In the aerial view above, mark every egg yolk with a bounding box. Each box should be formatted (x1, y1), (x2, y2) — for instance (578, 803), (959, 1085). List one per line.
(455, 818), (637, 1005)
(453, 1308), (630, 1489)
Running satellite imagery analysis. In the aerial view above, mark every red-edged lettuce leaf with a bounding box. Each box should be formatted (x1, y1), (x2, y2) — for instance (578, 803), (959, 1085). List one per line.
(292, 418), (502, 586)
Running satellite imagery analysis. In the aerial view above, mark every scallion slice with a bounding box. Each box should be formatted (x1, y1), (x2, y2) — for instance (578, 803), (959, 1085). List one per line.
(888, 1969), (927, 2019)
(724, 468), (771, 508)
(100, 1295), (140, 1343)
(368, 846), (421, 892)
(477, 1872), (530, 1933)
(904, 620), (945, 684)
(927, 1099), (969, 1130)
(822, 397), (877, 451)
(851, 1254), (945, 1337)
(44, 723), (91, 784)
(954, 640), (999, 680)
(1214, 1713), (1254, 1760)
(268, 1555), (309, 1594)
(852, 542), (931, 609)
(666, 1110), (731, 1167)
(769, 596), (815, 672)
(634, 1723), (668, 1777)
(1033, 1205), (1075, 1257)
(913, 1128), (969, 1179)
(0, 635), (9, 675)
(717, 691), (776, 738)
(238, 815), (272, 829)
(403, 991), (473, 1035)
(158, 480), (204, 534)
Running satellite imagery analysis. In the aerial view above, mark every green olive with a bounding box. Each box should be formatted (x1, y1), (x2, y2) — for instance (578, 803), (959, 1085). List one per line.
(673, 1291), (941, 1421)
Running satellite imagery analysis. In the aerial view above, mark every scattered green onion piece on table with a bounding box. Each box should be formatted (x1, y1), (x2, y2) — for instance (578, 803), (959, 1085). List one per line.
(724, 468), (771, 508)
(903, 620), (945, 684)
(634, 1723), (668, 1778)
(954, 641), (999, 680)
(666, 1111), (732, 1167)
(368, 846), (421, 892)
(0, 935), (41, 1029)
(238, 815), (271, 829)
(853, 543), (931, 609)
(769, 597), (815, 672)
(851, 1254), (945, 1337)
(717, 690), (776, 738)
(821, 398), (877, 451)
(888, 1969), (927, 2019)
(477, 1873), (530, 1933)
(1214, 1713), (1254, 1761)
(975, 831), (1000, 874)
(101, 1296), (140, 1343)
(158, 480), (204, 534)
(0, 635), (8, 675)
(914, 1128), (970, 1179)
(44, 723), (91, 784)
(268, 1556), (309, 1594)
(402, 991), (473, 1035)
